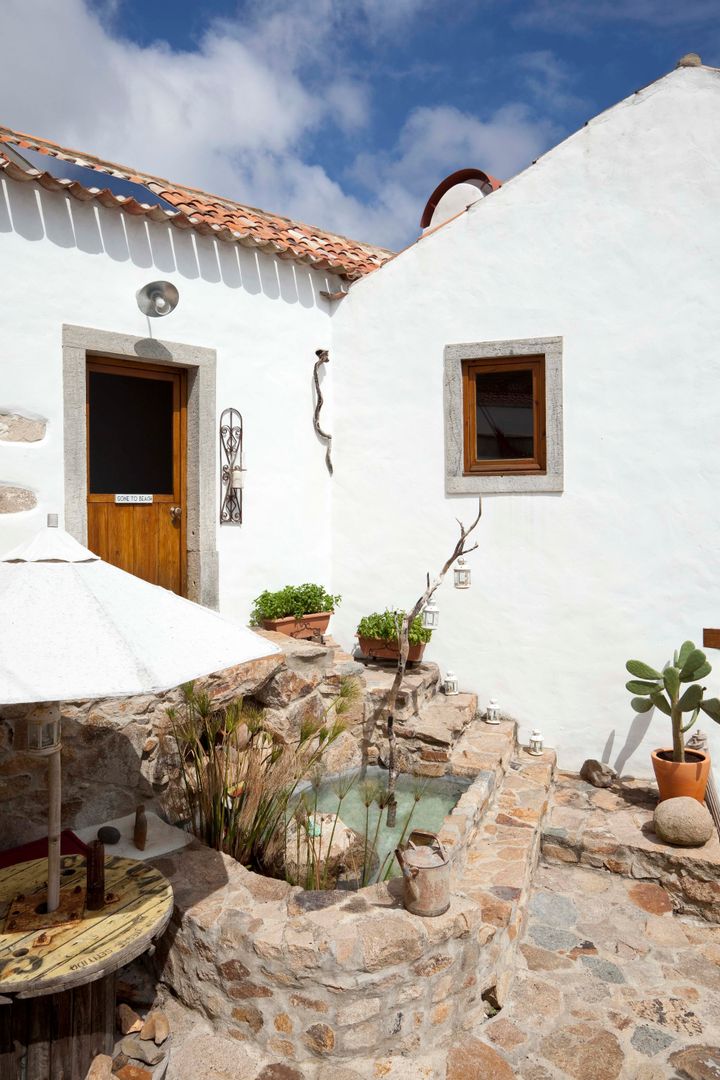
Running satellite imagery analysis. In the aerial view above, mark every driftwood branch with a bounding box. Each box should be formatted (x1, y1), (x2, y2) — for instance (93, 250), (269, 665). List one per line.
(313, 349), (333, 476)
(384, 498), (483, 825)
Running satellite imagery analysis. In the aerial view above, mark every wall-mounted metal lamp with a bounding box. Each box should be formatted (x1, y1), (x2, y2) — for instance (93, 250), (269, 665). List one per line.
(454, 558), (471, 589)
(528, 729), (545, 756)
(136, 280), (179, 318)
(443, 671), (459, 696)
(485, 697), (500, 725)
(220, 408), (244, 525)
(421, 600), (440, 631)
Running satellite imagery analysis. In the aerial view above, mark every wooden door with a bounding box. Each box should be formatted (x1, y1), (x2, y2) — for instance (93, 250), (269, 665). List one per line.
(86, 358), (187, 595)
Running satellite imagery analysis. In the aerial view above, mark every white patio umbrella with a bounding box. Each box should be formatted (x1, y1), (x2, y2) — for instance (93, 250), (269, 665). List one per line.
(0, 517), (280, 910)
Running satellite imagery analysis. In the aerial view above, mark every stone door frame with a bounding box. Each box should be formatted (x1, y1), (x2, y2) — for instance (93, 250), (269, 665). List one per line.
(62, 324), (219, 609)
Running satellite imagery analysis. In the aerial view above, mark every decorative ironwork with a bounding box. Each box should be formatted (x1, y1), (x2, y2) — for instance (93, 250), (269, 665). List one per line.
(313, 349), (333, 476)
(220, 408), (244, 525)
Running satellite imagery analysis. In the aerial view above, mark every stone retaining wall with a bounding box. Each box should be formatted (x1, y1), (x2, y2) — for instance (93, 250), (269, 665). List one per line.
(0, 632), (477, 853)
(151, 844), (494, 1064)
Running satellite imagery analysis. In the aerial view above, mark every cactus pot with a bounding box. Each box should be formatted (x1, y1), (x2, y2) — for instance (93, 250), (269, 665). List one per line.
(651, 748), (710, 804)
(260, 612), (331, 639)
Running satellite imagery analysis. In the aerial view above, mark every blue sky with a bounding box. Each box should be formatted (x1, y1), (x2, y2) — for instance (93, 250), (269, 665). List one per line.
(1, 1), (717, 248)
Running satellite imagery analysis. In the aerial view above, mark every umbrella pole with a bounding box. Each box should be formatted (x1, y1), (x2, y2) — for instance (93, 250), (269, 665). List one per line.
(47, 742), (61, 912)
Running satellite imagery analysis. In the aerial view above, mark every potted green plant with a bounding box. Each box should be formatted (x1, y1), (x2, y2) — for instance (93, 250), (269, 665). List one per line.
(250, 584), (341, 640)
(625, 640), (720, 802)
(357, 610), (432, 662)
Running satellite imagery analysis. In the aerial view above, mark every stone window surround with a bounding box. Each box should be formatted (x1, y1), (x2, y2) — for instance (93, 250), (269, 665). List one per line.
(444, 336), (563, 495)
(62, 324), (219, 608)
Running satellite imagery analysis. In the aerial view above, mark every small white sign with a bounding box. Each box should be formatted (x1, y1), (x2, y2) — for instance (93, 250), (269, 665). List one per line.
(115, 494), (153, 504)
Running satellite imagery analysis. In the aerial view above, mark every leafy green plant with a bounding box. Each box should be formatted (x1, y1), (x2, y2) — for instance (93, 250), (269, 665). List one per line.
(625, 641), (720, 762)
(357, 609), (432, 645)
(250, 583), (341, 625)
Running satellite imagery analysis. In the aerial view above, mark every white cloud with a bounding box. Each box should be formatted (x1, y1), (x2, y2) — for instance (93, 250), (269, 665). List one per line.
(516, 51), (587, 113)
(0, 0), (558, 249)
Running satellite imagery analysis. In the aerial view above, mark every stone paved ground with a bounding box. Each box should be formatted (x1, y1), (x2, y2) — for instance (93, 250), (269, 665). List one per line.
(157, 857), (720, 1079)
(481, 861), (720, 1080)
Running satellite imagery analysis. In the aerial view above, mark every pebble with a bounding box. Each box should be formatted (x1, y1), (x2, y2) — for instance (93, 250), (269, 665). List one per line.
(119, 1036), (164, 1066)
(98, 826), (121, 845)
(117, 1003), (142, 1034)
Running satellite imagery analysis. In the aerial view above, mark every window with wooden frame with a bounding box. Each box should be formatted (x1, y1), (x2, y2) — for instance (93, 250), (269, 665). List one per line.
(462, 355), (546, 475)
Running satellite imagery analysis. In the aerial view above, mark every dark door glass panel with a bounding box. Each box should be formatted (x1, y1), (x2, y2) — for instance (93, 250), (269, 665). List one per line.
(13, 146), (178, 212)
(475, 369), (534, 460)
(89, 372), (174, 494)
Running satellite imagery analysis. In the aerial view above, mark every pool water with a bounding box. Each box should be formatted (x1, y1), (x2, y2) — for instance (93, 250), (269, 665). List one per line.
(295, 766), (469, 883)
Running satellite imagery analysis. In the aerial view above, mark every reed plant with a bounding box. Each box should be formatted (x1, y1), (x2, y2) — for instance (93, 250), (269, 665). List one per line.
(168, 677), (358, 875)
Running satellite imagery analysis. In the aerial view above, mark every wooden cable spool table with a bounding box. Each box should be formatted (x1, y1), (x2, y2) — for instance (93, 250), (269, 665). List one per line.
(0, 853), (173, 1080)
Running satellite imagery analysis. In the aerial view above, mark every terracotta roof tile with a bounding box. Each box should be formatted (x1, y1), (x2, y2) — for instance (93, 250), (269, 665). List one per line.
(0, 125), (392, 281)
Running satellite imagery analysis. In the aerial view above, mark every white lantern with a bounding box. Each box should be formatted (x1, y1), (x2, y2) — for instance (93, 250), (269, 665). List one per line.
(454, 558), (471, 589)
(443, 671), (459, 696)
(485, 698), (500, 725)
(421, 600), (439, 630)
(528, 729), (544, 756)
(231, 457), (245, 490)
(26, 703), (62, 756)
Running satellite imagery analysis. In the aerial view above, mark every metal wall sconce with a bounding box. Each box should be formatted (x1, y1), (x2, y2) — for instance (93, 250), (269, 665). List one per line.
(528, 729), (545, 756)
(454, 558), (471, 589)
(220, 408), (244, 525)
(421, 600), (440, 630)
(485, 697), (500, 725)
(136, 280), (179, 317)
(443, 671), (459, 695)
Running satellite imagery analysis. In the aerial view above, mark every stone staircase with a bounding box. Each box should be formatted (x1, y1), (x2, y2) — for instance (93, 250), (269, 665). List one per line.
(357, 658), (478, 776)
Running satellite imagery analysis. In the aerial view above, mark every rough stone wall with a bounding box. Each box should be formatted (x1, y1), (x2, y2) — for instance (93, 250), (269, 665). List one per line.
(151, 842), (491, 1063)
(0, 630), (476, 853)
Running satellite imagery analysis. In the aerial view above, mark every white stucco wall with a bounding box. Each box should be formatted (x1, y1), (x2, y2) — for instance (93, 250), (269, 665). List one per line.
(0, 184), (338, 622)
(330, 66), (720, 779)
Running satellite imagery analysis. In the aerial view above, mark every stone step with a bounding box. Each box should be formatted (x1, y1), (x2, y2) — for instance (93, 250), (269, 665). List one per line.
(541, 772), (720, 922)
(397, 693), (477, 748)
(361, 660), (442, 722)
(449, 717), (516, 780)
(451, 747), (557, 1023)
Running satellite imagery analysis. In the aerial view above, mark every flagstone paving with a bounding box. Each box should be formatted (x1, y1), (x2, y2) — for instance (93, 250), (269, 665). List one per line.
(478, 861), (720, 1079)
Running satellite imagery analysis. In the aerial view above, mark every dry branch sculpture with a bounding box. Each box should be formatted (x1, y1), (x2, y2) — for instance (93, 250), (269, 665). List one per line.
(383, 498), (483, 826)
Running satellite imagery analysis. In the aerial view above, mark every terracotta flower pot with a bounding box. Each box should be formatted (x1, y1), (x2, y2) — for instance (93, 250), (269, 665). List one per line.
(651, 747), (711, 804)
(260, 611), (332, 640)
(357, 636), (427, 662)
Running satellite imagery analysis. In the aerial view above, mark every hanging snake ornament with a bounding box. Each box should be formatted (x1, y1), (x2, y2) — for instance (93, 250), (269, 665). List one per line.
(313, 349), (333, 476)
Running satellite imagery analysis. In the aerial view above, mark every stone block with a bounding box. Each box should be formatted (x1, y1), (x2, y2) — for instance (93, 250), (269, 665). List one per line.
(303, 1023), (336, 1055)
(0, 412), (46, 442)
(357, 913), (427, 971)
(0, 484), (36, 513)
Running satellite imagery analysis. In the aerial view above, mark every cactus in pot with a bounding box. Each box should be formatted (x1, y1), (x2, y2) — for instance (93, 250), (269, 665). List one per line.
(625, 641), (720, 801)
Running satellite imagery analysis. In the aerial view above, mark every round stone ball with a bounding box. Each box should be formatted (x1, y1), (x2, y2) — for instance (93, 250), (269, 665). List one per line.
(97, 825), (121, 845)
(654, 797), (713, 847)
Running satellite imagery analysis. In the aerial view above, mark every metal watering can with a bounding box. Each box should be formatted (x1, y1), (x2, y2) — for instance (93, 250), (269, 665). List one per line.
(395, 832), (450, 917)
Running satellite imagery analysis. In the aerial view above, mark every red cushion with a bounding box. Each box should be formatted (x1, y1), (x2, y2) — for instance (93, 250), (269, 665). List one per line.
(0, 829), (89, 869)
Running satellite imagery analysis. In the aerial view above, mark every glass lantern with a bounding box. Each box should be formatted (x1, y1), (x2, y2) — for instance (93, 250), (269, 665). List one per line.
(528, 729), (544, 756)
(26, 705), (61, 757)
(231, 456), (245, 490)
(454, 558), (471, 589)
(485, 698), (500, 725)
(443, 671), (459, 696)
(421, 600), (439, 631)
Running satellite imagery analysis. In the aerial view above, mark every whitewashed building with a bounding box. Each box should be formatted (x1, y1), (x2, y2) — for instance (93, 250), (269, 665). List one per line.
(1, 57), (719, 779)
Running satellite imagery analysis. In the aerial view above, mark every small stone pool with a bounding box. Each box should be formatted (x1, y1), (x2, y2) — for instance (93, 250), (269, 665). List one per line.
(295, 766), (470, 882)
